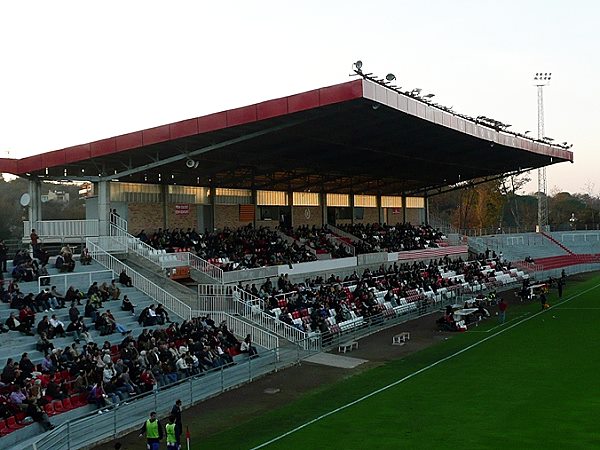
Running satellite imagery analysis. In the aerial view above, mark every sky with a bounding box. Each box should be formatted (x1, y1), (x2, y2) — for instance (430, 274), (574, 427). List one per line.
(1, 0), (598, 194)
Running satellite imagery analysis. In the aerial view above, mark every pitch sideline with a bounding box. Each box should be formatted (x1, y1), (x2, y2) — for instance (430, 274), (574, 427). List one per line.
(249, 281), (600, 450)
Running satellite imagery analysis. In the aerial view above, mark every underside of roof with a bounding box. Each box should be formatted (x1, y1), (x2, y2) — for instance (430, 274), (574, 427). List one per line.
(0, 79), (573, 196)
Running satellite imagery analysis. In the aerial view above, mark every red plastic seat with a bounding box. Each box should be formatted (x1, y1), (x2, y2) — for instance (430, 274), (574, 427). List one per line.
(70, 393), (85, 408)
(7, 415), (23, 430)
(44, 402), (58, 416)
(62, 397), (74, 411)
(0, 419), (12, 435)
(52, 400), (66, 414)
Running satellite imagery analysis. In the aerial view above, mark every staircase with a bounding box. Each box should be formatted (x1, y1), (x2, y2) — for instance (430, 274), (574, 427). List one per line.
(540, 231), (575, 255)
(196, 284), (314, 348)
(109, 222), (224, 284)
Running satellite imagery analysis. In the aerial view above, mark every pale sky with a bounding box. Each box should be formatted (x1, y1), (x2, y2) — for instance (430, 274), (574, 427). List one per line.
(1, 0), (598, 194)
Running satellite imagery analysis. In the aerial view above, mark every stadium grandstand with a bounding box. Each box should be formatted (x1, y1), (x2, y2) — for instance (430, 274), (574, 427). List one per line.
(0, 75), (585, 449)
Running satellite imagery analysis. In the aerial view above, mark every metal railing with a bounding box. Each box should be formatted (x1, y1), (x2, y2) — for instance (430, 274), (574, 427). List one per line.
(87, 239), (192, 320)
(196, 284), (309, 346)
(24, 220), (99, 239)
(188, 252), (224, 283)
(195, 311), (280, 350)
(109, 223), (224, 281)
(23, 343), (308, 450)
(221, 266), (279, 284)
(109, 213), (128, 232)
(328, 235), (356, 256)
(37, 270), (113, 294)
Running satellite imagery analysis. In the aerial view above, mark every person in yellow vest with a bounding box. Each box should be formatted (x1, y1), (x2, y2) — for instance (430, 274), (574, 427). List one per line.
(139, 411), (164, 450)
(165, 415), (180, 450)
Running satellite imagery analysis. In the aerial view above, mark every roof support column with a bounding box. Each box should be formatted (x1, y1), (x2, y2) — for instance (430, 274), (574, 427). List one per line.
(161, 185), (169, 229)
(321, 192), (327, 226)
(251, 190), (257, 228)
(377, 194), (384, 225)
(288, 189), (294, 229)
(209, 185), (216, 232)
(28, 179), (42, 227)
(424, 193), (429, 226)
(401, 194), (407, 225)
(350, 193), (355, 225)
(97, 180), (110, 236)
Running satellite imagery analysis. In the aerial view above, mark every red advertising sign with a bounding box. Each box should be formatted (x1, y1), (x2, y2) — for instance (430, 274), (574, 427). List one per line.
(175, 204), (190, 215)
(391, 208), (401, 215)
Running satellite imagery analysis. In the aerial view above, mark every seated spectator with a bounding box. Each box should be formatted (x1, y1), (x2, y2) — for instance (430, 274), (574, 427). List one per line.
(36, 332), (55, 356)
(155, 304), (171, 324)
(240, 334), (258, 357)
(80, 246), (92, 265)
(26, 399), (55, 431)
(49, 314), (66, 337)
(108, 280), (121, 300)
(121, 295), (136, 315)
(6, 311), (34, 335)
(119, 270), (133, 287)
(37, 315), (54, 338)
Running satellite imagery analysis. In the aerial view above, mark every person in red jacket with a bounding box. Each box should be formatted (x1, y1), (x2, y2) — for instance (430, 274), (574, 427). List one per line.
(498, 298), (508, 324)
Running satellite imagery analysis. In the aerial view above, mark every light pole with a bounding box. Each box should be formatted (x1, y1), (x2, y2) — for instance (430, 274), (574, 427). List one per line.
(534, 72), (551, 232)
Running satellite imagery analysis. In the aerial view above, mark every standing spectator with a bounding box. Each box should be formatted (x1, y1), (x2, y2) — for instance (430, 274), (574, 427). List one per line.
(0, 239), (7, 273)
(30, 229), (40, 250)
(139, 411), (163, 450)
(540, 291), (548, 310)
(498, 298), (508, 324)
(170, 399), (183, 447)
(557, 278), (564, 299)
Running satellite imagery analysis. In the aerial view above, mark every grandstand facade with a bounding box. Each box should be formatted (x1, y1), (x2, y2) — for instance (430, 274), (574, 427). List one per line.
(0, 78), (576, 449)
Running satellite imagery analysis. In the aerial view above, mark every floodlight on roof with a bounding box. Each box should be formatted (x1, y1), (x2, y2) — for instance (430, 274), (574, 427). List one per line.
(385, 73), (396, 81)
(423, 93), (435, 98)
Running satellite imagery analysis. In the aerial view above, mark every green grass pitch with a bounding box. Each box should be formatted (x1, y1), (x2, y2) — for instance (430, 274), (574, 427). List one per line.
(198, 274), (600, 450)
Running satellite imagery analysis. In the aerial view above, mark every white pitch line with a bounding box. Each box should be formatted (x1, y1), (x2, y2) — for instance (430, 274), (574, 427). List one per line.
(553, 307), (600, 310)
(468, 313), (530, 333)
(249, 282), (600, 450)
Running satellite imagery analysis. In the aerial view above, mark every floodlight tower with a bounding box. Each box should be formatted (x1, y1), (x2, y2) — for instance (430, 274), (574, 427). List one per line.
(534, 72), (552, 232)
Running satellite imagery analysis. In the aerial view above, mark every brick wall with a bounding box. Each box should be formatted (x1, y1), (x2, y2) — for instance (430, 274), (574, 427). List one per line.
(292, 206), (322, 227)
(128, 203), (165, 234)
(166, 203), (197, 230)
(356, 207), (379, 224)
(214, 205), (253, 229)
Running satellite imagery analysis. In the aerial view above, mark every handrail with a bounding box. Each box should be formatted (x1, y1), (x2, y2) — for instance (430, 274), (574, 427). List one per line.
(38, 269), (113, 294)
(328, 235), (356, 256)
(188, 252), (224, 284)
(86, 239), (192, 320)
(110, 213), (128, 232)
(199, 311), (280, 350)
(110, 223), (224, 283)
(196, 284), (308, 346)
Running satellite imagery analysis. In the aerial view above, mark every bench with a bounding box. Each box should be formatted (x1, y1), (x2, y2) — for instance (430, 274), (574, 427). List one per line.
(338, 341), (359, 353)
(392, 332), (410, 345)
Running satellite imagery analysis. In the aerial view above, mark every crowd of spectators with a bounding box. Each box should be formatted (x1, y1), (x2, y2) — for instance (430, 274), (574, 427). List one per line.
(0, 315), (254, 431)
(135, 223), (448, 272)
(338, 223), (445, 253)
(281, 225), (353, 258)
(138, 225), (317, 271)
(239, 255), (508, 334)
